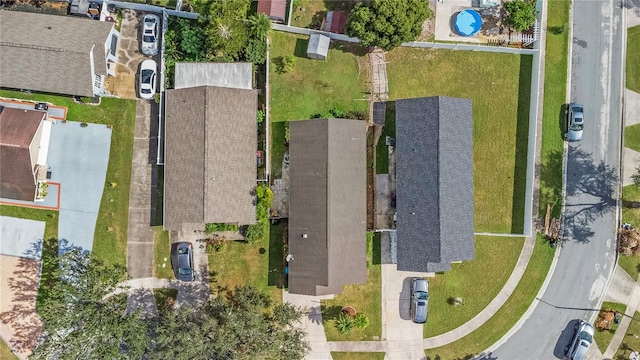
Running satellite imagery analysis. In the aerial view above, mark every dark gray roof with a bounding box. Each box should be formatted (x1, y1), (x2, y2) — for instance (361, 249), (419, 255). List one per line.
(164, 86), (258, 231)
(288, 119), (367, 296)
(0, 11), (115, 97)
(174, 63), (253, 90)
(395, 96), (474, 272)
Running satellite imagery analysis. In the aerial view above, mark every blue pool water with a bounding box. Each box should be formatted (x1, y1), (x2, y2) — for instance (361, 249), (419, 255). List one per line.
(455, 9), (482, 37)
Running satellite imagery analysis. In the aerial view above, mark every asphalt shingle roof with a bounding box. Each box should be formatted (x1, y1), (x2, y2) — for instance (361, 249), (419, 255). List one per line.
(164, 86), (258, 231)
(0, 107), (46, 201)
(395, 96), (475, 272)
(288, 119), (367, 296)
(0, 11), (115, 97)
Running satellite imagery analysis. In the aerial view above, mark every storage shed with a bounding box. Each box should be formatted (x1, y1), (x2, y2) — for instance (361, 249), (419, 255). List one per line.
(307, 34), (330, 60)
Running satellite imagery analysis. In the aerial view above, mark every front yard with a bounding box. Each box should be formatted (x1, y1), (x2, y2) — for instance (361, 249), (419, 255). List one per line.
(425, 236), (524, 337)
(321, 233), (382, 341)
(385, 48), (532, 233)
(620, 184), (640, 281)
(0, 90), (136, 268)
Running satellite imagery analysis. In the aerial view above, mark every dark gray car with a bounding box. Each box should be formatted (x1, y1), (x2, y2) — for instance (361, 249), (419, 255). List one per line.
(411, 278), (429, 323)
(170, 242), (194, 281)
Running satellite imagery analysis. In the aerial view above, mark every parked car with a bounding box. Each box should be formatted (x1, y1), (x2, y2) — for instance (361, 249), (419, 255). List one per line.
(410, 278), (429, 323)
(566, 103), (584, 142)
(565, 320), (594, 360)
(170, 242), (194, 281)
(138, 59), (157, 100)
(141, 14), (159, 56)
(257, 150), (264, 167)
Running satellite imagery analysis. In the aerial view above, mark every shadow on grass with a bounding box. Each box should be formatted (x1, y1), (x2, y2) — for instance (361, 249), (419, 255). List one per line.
(268, 221), (286, 288)
(271, 122), (288, 178)
(540, 150), (564, 219)
(320, 304), (343, 320)
(428, 354), (485, 360)
(294, 38), (309, 58)
(375, 101), (396, 174)
(510, 55), (533, 234)
(558, 103), (568, 141)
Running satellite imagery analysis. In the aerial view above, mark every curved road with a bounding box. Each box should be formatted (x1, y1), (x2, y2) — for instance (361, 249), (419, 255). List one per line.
(481, 0), (624, 358)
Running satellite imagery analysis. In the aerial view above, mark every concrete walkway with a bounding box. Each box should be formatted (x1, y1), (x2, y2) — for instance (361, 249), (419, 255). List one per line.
(282, 291), (334, 360)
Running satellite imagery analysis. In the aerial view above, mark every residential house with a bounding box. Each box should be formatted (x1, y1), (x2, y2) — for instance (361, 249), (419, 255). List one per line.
(163, 85), (258, 231)
(288, 118), (367, 296)
(0, 11), (119, 97)
(0, 107), (51, 202)
(395, 96), (475, 272)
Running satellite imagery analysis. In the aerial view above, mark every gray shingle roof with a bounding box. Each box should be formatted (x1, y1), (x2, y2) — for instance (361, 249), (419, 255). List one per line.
(0, 11), (115, 97)
(174, 62), (253, 90)
(395, 96), (474, 272)
(164, 86), (258, 231)
(288, 119), (367, 296)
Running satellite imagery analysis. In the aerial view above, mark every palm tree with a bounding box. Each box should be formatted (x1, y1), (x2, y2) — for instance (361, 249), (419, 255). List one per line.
(248, 13), (272, 40)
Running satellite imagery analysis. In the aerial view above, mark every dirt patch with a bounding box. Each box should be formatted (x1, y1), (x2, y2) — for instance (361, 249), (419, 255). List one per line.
(0, 255), (42, 359)
(418, 5), (437, 41)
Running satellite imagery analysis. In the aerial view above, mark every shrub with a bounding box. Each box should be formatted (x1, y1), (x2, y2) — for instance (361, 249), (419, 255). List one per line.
(335, 312), (356, 334)
(354, 313), (369, 329)
(246, 223), (265, 244)
(257, 110), (265, 123)
(279, 55), (296, 74)
(503, 0), (538, 32)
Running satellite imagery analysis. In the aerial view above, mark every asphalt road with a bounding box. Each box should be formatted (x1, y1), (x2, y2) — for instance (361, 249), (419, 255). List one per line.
(480, 0), (624, 358)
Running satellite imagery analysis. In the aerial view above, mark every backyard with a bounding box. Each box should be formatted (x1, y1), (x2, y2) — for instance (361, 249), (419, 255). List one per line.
(0, 90), (136, 268)
(385, 48), (532, 234)
(425, 236), (524, 337)
(269, 32), (369, 175)
(321, 233), (382, 341)
(207, 222), (285, 304)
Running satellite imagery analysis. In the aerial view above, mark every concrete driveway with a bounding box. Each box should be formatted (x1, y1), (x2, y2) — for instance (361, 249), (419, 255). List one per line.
(47, 121), (111, 253)
(0, 217), (45, 259)
(382, 264), (432, 359)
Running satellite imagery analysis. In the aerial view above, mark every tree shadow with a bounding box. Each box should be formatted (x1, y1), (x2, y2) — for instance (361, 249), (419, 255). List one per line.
(372, 233), (381, 265)
(563, 148), (618, 243)
(330, 40), (368, 57)
(510, 54), (533, 234)
(268, 220), (286, 287)
(310, 10), (327, 29)
(539, 150), (564, 218)
(428, 353), (482, 360)
(320, 304), (343, 321)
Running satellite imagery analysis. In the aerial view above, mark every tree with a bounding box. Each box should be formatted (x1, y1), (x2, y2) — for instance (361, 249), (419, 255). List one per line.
(632, 164), (640, 187)
(245, 38), (268, 65)
(248, 12), (272, 40)
(193, 0), (251, 60)
(345, 0), (431, 51)
(152, 285), (310, 359)
(32, 249), (151, 359)
(503, 0), (538, 32)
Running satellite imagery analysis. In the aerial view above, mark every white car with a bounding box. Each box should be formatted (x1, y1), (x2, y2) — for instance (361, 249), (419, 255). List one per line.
(141, 14), (159, 56)
(138, 59), (157, 100)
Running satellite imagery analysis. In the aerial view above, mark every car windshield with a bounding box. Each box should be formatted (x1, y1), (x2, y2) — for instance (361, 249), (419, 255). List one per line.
(144, 34), (156, 42)
(570, 121), (583, 131)
(141, 69), (153, 83)
(178, 268), (192, 275)
(580, 331), (592, 343)
(415, 291), (429, 300)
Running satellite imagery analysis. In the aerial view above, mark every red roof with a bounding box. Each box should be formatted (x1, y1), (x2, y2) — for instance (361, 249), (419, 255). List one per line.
(257, 0), (286, 22)
(329, 11), (348, 34)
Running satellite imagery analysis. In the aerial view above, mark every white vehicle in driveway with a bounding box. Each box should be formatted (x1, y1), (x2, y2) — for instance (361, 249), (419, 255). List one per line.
(141, 14), (159, 56)
(138, 59), (156, 100)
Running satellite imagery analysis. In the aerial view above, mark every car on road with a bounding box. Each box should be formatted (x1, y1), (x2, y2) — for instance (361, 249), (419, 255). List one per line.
(170, 242), (194, 281)
(141, 14), (159, 56)
(410, 278), (429, 323)
(565, 320), (594, 360)
(138, 59), (157, 100)
(566, 103), (584, 141)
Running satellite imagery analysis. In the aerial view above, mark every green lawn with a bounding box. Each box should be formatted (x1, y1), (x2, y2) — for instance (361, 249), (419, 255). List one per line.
(322, 233), (382, 341)
(0, 337), (18, 360)
(625, 124), (640, 153)
(385, 48), (531, 233)
(425, 235), (555, 359)
(594, 302), (628, 352)
(271, 122), (288, 178)
(0, 90), (136, 268)
(0, 205), (59, 307)
(207, 222), (284, 305)
(425, 236), (524, 337)
(331, 352), (386, 360)
(269, 32), (369, 123)
(627, 26), (640, 92)
(539, 0), (570, 219)
(613, 312), (640, 360)
(153, 227), (173, 279)
(620, 184), (640, 280)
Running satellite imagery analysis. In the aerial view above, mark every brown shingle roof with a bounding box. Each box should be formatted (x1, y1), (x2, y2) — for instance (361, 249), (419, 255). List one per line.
(164, 86), (257, 231)
(0, 107), (45, 201)
(0, 11), (115, 97)
(288, 119), (367, 296)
